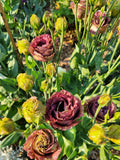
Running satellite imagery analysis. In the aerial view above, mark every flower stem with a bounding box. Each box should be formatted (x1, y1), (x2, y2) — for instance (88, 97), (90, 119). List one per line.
(108, 39), (120, 69)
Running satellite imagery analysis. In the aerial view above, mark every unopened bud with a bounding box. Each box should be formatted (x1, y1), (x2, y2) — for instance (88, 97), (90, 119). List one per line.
(17, 73), (34, 92)
(30, 14), (40, 30)
(0, 118), (15, 135)
(45, 63), (56, 77)
(98, 94), (111, 107)
(55, 17), (67, 32)
(17, 39), (29, 55)
(88, 124), (105, 144)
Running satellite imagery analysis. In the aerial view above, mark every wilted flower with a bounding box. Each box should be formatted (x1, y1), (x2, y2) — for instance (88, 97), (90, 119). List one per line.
(29, 34), (54, 62)
(22, 96), (46, 123)
(107, 124), (120, 145)
(69, 0), (86, 19)
(45, 90), (83, 130)
(90, 10), (110, 34)
(111, 0), (120, 18)
(30, 14), (40, 30)
(45, 63), (56, 77)
(88, 124), (105, 144)
(85, 96), (116, 122)
(16, 39), (30, 55)
(55, 17), (67, 32)
(0, 118), (15, 136)
(17, 73), (34, 92)
(24, 129), (61, 160)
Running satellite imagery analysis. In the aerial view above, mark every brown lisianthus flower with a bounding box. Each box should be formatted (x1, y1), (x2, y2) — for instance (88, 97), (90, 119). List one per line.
(45, 90), (83, 130)
(69, 0), (87, 19)
(29, 34), (54, 62)
(90, 10), (110, 34)
(24, 129), (61, 160)
(85, 96), (116, 122)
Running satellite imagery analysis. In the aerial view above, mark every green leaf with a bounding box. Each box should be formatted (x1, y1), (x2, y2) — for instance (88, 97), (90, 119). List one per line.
(100, 145), (109, 160)
(7, 55), (18, 77)
(25, 55), (36, 69)
(0, 44), (7, 62)
(62, 127), (76, 143)
(0, 132), (21, 149)
(0, 78), (17, 92)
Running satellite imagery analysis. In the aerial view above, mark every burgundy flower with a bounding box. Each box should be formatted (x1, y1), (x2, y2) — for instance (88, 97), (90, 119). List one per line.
(69, 0), (86, 19)
(45, 90), (83, 130)
(29, 34), (54, 62)
(90, 10), (110, 34)
(24, 129), (61, 160)
(85, 96), (116, 122)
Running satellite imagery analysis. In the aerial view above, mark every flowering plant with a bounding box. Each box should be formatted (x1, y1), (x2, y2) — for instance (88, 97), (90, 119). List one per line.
(0, 0), (120, 159)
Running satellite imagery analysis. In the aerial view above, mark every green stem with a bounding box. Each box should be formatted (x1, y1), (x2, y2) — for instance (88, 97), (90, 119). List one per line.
(108, 38), (120, 69)
(91, 83), (101, 96)
(50, 29), (56, 54)
(83, 78), (97, 94)
(75, 3), (79, 41)
(81, 0), (89, 41)
(93, 104), (102, 123)
(110, 55), (120, 70)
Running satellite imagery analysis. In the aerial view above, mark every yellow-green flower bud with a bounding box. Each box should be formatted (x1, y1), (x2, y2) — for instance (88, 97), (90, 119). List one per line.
(107, 124), (120, 145)
(47, 19), (53, 30)
(111, 0), (120, 18)
(45, 63), (56, 77)
(16, 39), (30, 55)
(17, 73), (34, 92)
(0, 118), (15, 135)
(42, 11), (50, 25)
(55, 17), (67, 32)
(88, 124), (105, 144)
(30, 14), (40, 30)
(40, 79), (48, 92)
(98, 94), (111, 107)
(22, 96), (46, 123)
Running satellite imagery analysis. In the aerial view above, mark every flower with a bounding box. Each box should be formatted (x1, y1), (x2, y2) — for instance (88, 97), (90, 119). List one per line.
(85, 96), (116, 122)
(0, 118), (15, 136)
(16, 39), (30, 55)
(17, 73), (34, 91)
(29, 34), (54, 62)
(22, 96), (46, 123)
(55, 17), (67, 32)
(69, 1), (86, 19)
(88, 124), (105, 144)
(107, 124), (120, 145)
(90, 10), (110, 34)
(45, 90), (83, 130)
(30, 14), (40, 30)
(24, 129), (61, 160)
